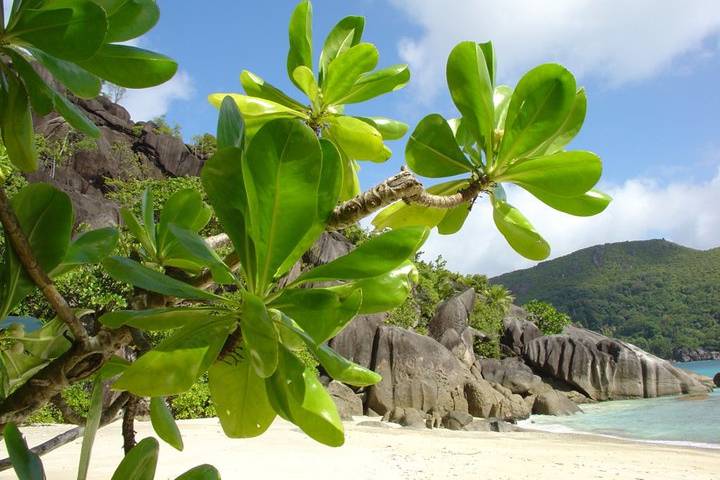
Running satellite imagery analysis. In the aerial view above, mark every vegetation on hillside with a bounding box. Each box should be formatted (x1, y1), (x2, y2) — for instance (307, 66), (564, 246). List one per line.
(493, 239), (720, 358)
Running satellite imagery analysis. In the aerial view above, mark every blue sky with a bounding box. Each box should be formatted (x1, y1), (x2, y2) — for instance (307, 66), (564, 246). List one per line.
(122, 0), (720, 275)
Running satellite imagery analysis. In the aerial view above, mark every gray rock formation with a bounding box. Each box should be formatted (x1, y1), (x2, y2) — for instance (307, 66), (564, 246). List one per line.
(532, 390), (581, 416)
(714, 373), (720, 388)
(428, 289), (486, 368)
(442, 410), (473, 430)
(501, 306), (541, 355)
(523, 325), (710, 400)
(327, 381), (363, 420)
(383, 407), (426, 429)
(476, 357), (544, 396)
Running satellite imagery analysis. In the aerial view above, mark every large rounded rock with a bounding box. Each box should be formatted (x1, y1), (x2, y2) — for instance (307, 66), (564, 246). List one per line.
(328, 313), (386, 370)
(428, 289), (484, 367)
(523, 326), (710, 400)
(476, 357), (544, 395)
(714, 373), (720, 388)
(532, 390), (581, 416)
(366, 326), (470, 416)
(464, 377), (530, 421)
(501, 308), (541, 355)
(327, 381), (363, 420)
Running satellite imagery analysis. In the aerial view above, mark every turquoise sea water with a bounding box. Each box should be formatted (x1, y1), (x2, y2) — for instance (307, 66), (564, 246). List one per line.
(521, 360), (720, 448)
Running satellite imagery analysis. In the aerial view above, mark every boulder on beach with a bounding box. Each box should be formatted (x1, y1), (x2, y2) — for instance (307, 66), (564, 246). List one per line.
(714, 373), (720, 388)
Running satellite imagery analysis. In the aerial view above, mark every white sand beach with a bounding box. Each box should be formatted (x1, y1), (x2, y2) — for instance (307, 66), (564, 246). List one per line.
(1, 417), (718, 480)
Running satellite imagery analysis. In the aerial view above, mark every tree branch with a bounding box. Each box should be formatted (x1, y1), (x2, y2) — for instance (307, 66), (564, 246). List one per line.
(0, 188), (89, 345)
(122, 395), (139, 454)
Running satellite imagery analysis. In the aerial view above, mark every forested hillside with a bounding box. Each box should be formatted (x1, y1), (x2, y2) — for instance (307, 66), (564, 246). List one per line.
(492, 240), (720, 358)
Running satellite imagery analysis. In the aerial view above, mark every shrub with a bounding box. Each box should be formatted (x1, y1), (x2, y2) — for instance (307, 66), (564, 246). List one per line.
(524, 300), (572, 335)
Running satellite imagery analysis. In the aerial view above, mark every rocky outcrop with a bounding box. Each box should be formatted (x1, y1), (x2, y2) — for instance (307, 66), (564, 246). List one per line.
(501, 306), (541, 355)
(428, 289), (486, 367)
(532, 390), (580, 416)
(672, 347), (720, 362)
(714, 373), (720, 388)
(523, 325), (711, 400)
(476, 357), (544, 396)
(328, 381), (363, 420)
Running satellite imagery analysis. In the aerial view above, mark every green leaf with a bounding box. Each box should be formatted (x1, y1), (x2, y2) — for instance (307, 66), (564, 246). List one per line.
(0, 184), (72, 318)
(78, 45), (178, 88)
(339, 155), (360, 201)
(437, 203), (471, 235)
(175, 465), (221, 480)
(478, 41), (496, 86)
(6, 50), (54, 115)
(110, 437), (158, 480)
(167, 225), (234, 284)
(270, 288), (362, 344)
(150, 397), (183, 451)
(51, 88), (101, 137)
(241, 293), (278, 378)
(537, 89), (587, 155)
(201, 147), (256, 289)
(216, 95), (245, 150)
(96, 355), (130, 380)
(496, 150), (602, 197)
(141, 187), (155, 246)
(99, 307), (219, 331)
(77, 378), (103, 480)
(330, 260), (418, 314)
(120, 208), (155, 258)
(315, 344), (381, 387)
(156, 189), (212, 258)
(354, 116), (408, 141)
(498, 64), (577, 164)
(113, 317), (234, 396)
(102, 257), (222, 301)
(95, 0), (160, 43)
(523, 187), (612, 217)
(335, 64), (410, 105)
(243, 119), (323, 290)
(240, 70), (306, 111)
(325, 115), (390, 163)
(318, 16), (364, 86)
(1, 71), (37, 172)
(55, 228), (118, 276)
(492, 197), (550, 260)
(446, 41), (494, 153)
(287, 0), (313, 91)
(3, 423), (44, 480)
(372, 180), (469, 232)
(28, 48), (101, 99)
(292, 66), (318, 101)
(208, 94), (307, 137)
(265, 347), (344, 447)
(323, 43), (378, 105)
(406, 114), (474, 177)
(493, 85), (513, 129)
(295, 226), (428, 284)
(10, 0), (107, 62)
(208, 355), (276, 438)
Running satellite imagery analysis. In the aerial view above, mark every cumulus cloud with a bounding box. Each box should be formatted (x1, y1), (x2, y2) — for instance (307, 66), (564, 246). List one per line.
(391, 0), (720, 99)
(115, 70), (195, 121)
(420, 168), (720, 277)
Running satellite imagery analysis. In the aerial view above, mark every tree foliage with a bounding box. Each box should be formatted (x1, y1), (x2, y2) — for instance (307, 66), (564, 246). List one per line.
(523, 299), (571, 335)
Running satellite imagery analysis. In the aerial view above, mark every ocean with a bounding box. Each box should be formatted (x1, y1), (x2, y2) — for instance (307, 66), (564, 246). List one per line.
(520, 360), (720, 448)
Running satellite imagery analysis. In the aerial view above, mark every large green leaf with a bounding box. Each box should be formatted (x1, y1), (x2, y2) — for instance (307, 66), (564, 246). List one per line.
(120, 208), (155, 258)
(77, 378), (103, 480)
(28, 48), (101, 99)
(216, 95), (245, 150)
(156, 189), (211, 258)
(523, 187), (612, 217)
(406, 114), (474, 177)
(201, 147), (257, 289)
(537, 89), (587, 155)
(265, 347), (344, 447)
(167, 225), (234, 284)
(102, 257), (222, 301)
(335, 64), (410, 105)
(354, 117), (408, 141)
(270, 288), (362, 344)
(315, 344), (381, 387)
(51, 87), (101, 137)
(243, 119), (323, 290)
(208, 94), (307, 137)
(150, 397), (183, 451)
(446, 42), (494, 153)
(94, 0), (160, 43)
(493, 85), (513, 129)
(99, 307), (219, 331)
(3, 423), (45, 480)
(1, 71), (37, 172)
(492, 197), (550, 260)
(325, 115), (390, 163)
(241, 293), (278, 378)
(240, 70), (306, 111)
(496, 150), (602, 197)
(53, 227), (118, 276)
(498, 64), (576, 165)
(113, 317), (234, 396)
(208, 355), (276, 438)
(110, 437), (158, 480)
(318, 16), (364, 85)
(322, 43), (379, 105)
(175, 465), (221, 480)
(0, 184), (72, 318)
(287, 0), (313, 90)
(372, 180), (469, 231)
(330, 261), (418, 314)
(437, 202), (471, 235)
(292, 66), (319, 101)
(78, 45), (177, 88)
(10, 0), (107, 62)
(7, 50), (54, 115)
(295, 226), (428, 284)
(478, 41), (496, 86)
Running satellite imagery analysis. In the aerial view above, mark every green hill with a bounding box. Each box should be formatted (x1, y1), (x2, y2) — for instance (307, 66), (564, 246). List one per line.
(491, 239), (720, 358)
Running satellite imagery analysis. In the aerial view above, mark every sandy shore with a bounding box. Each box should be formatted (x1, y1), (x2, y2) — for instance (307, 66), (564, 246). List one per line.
(1, 417), (718, 480)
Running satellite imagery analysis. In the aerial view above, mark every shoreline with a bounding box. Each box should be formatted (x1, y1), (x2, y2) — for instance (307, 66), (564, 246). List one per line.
(2, 417), (718, 480)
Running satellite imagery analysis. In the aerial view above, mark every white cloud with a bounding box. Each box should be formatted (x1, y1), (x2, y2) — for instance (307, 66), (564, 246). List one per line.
(391, 0), (720, 99)
(116, 70), (195, 121)
(420, 168), (720, 277)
